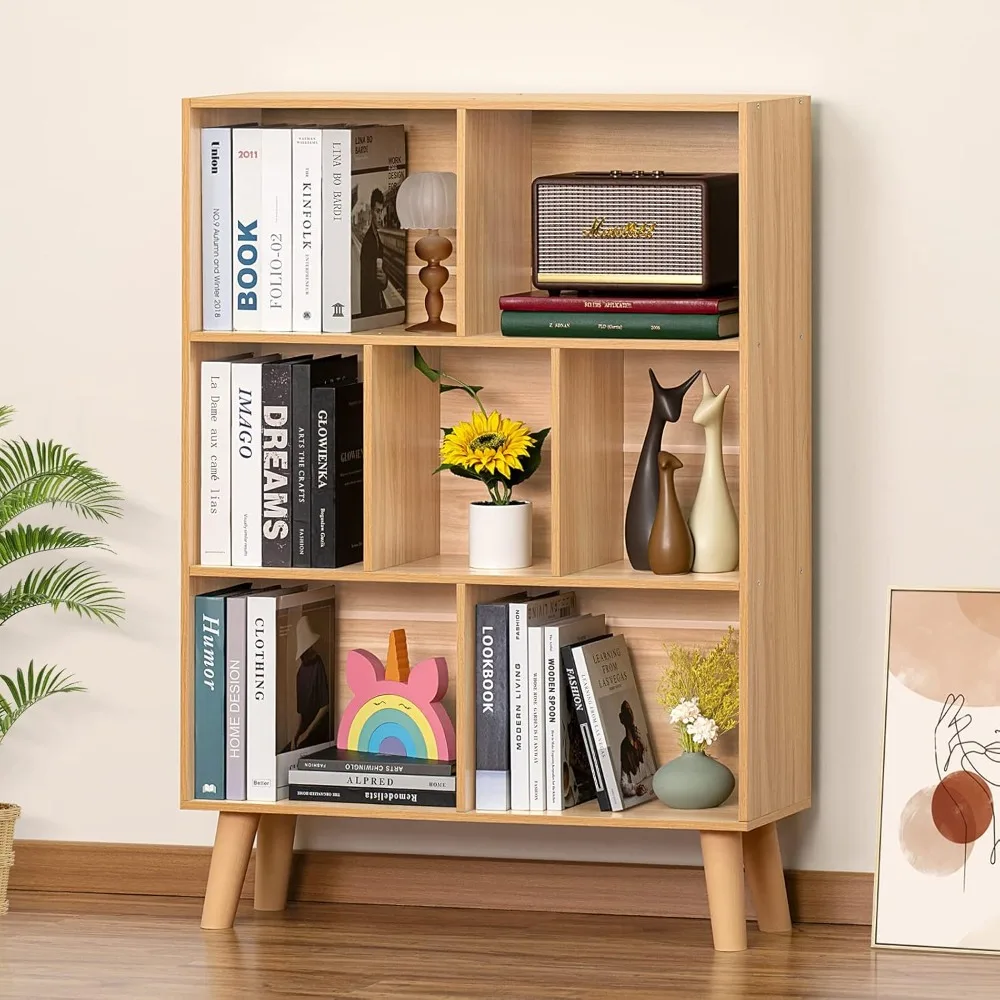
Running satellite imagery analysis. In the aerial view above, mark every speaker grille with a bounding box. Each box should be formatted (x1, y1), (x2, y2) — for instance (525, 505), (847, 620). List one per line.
(536, 183), (704, 277)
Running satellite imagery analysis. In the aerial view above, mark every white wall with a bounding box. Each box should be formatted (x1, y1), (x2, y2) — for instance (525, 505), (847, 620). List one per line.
(1, 0), (996, 873)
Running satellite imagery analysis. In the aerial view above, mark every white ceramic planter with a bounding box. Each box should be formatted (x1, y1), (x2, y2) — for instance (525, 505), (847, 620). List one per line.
(468, 501), (532, 570)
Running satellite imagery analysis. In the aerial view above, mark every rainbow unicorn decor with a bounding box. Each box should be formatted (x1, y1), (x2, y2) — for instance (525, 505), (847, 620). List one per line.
(336, 630), (456, 761)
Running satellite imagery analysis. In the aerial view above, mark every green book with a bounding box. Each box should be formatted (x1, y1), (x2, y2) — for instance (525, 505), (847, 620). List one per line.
(500, 310), (738, 340)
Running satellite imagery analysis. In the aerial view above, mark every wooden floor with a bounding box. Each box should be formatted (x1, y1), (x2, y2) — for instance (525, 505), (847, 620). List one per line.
(3, 892), (999, 999)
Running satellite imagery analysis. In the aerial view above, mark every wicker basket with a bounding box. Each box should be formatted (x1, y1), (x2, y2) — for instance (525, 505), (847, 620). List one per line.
(0, 803), (20, 914)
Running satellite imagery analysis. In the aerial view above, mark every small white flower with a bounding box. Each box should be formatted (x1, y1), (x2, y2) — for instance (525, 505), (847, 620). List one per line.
(687, 715), (719, 746)
(669, 697), (701, 725)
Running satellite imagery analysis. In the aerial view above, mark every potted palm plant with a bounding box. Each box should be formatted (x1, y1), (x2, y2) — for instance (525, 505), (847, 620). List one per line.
(0, 405), (123, 912)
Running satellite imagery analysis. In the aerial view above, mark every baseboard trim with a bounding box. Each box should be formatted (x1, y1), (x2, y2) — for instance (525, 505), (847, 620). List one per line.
(9, 840), (873, 925)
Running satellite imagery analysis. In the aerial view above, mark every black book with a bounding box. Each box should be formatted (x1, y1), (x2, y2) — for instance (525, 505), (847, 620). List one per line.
(560, 634), (614, 811)
(291, 355), (358, 567)
(289, 785), (456, 808)
(294, 745), (455, 776)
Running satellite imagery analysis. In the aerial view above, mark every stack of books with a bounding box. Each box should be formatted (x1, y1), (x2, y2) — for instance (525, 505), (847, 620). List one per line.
(199, 353), (363, 569)
(475, 591), (657, 814)
(201, 124), (407, 334)
(498, 290), (739, 340)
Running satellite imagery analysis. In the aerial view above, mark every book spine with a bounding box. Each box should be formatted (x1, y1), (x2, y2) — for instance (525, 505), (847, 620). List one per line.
(290, 362), (312, 567)
(261, 364), (292, 567)
(292, 129), (322, 332)
(544, 627), (562, 811)
(230, 363), (264, 566)
(289, 785), (456, 808)
(245, 596), (277, 801)
(199, 361), (231, 565)
(225, 595), (247, 801)
(498, 294), (733, 315)
(201, 128), (232, 330)
(500, 311), (725, 339)
(298, 759), (456, 777)
(232, 129), (262, 332)
(193, 595), (225, 800)
(289, 771), (456, 791)
(527, 625), (546, 811)
(260, 129), (292, 332)
(562, 651), (611, 812)
(310, 385), (336, 568)
(321, 128), (351, 333)
(334, 381), (363, 567)
(574, 650), (623, 811)
(508, 603), (530, 811)
(475, 602), (511, 811)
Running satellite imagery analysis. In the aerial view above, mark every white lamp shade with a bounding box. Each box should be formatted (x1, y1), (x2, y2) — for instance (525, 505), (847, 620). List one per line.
(396, 171), (457, 230)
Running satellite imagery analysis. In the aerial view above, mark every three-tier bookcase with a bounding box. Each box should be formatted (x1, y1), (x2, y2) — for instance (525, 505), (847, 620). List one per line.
(181, 92), (811, 952)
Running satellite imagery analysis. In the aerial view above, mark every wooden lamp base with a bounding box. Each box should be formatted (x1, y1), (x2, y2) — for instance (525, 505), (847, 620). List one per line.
(407, 231), (456, 333)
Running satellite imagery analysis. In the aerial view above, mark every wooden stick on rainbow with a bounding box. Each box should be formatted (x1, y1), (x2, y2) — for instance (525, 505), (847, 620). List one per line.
(336, 630), (456, 761)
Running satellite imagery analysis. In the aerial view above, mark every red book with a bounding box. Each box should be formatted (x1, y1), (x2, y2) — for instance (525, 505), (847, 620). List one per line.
(498, 291), (738, 315)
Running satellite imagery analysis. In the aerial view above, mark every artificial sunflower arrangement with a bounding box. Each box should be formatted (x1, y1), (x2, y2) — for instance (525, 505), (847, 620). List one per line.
(414, 349), (549, 505)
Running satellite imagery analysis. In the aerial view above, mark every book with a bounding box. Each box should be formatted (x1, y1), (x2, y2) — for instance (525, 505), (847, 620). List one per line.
(527, 623), (548, 811)
(232, 128), (262, 332)
(260, 128), (292, 332)
(498, 291), (739, 315)
(296, 745), (456, 776)
(230, 355), (279, 567)
(474, 592), (526, 812)
(571, 635), (657, 812)
(288, 770), (456, 792)
(199, 353), (251, 565)
(322, 125), (407, 333)
(225, 593), (248, 801)
(246, 585), (336, 802)
(291, 129), (322, 332)
(194, 584), (249, 799)
(289, 785), (456, 807)
(543, 614), (606, 811)
(500, 311), (739, 340)
(310, 377), (363, 568)
(508, 592), (577, 811)
(201, 127), (232, 330)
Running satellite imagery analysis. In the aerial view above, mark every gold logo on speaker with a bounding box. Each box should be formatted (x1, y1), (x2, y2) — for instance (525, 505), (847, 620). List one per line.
(582, 218), (656, 239)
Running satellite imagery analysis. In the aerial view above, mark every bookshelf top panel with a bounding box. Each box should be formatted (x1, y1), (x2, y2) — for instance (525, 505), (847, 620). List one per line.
(188, 92), (807, 113)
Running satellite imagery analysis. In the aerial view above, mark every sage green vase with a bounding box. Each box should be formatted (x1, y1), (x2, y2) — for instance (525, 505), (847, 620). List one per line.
(653, 751), (735, 809)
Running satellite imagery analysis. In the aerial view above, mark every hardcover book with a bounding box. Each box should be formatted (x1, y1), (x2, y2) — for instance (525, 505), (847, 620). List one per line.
(225, 593), (248, 801)
(260, 128), (292, 332)
(292, 129), (322, 332)
(232, 128), (262, 332)
(322, 125), (407, 333)
(288, 770), (456, 792)
(500, 311), (739, 340)
(571, 635), (657, 812)
(499, 290), (738, 314)
(474, 592), (526, 812)
(246, 585), (336, 802)
(289, 785), (456, 808)
(201, 127), (232, 330)
(561, 634), (613, 811)
(296, 745), (455, 776)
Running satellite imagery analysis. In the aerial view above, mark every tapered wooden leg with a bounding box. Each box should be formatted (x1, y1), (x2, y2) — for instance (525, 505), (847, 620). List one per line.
(700, 831), (747, 952)
(201, 812), (260, 930)
(743, 822), (792, 933)
(254, 813), (297, 912)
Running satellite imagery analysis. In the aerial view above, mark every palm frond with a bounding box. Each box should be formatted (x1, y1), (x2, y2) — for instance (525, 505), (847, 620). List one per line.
(0, 523), (110, 569)
(0, 561), (125, 627)
(0, 437), (123, 527)
(0, 406), (13, 430)
(0, 661), (85, 745)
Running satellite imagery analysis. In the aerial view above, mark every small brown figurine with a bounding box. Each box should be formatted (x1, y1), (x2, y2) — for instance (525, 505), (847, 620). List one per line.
(647, 451), (694, 575)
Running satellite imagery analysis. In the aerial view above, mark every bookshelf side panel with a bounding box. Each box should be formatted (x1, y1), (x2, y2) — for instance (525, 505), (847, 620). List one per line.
(737, 98), (812, 823)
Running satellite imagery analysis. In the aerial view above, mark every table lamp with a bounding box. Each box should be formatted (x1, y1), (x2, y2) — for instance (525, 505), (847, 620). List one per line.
(396, 171), (457, 332)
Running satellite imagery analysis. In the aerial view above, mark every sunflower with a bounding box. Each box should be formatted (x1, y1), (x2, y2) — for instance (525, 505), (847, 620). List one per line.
(441, 410), (535, 480)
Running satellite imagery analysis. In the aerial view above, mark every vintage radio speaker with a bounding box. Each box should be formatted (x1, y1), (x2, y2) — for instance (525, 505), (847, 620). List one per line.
(532, 172), (738, 293)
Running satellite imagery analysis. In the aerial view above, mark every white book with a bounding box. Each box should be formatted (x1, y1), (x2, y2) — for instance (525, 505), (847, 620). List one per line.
(544, 614), (606, 811)
(573, 643), (623, 811)
(200, 127), (232, 330)
(508, 592), (577, 811)
(260, 129), (292, 332)
(230, 357), (274, 566)
(527, 624), (547, 811)
(291, 129), (322, 332)
(232, 128), (262, 332)
(199, 358), (235, 564)
(246, 585), (336, 802)
(321, 128), (351, 333)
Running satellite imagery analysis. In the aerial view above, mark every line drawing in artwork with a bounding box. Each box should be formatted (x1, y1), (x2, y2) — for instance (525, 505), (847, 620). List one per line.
(934, 692), (1000, 889)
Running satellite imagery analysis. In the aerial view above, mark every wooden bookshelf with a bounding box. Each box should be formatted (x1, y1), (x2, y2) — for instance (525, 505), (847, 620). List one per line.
(181, 92), (811, 952)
